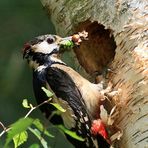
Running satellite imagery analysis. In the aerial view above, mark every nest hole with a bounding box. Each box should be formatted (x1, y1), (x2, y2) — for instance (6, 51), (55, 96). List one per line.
(74, 21), (116, 76)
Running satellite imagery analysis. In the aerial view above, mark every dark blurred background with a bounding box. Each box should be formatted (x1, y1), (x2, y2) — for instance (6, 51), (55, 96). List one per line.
(0, 0), (73, 147)
(0, 0), (55, 124)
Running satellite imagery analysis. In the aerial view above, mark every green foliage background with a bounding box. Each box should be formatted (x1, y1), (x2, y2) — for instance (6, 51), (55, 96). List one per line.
(0, 1), (73, 147)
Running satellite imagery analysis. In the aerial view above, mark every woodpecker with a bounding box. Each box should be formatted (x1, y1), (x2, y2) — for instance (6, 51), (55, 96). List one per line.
(23, 33), (110, 148)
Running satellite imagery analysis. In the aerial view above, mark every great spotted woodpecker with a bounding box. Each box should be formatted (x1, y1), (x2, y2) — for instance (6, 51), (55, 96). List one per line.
(23, 33), (110, 148)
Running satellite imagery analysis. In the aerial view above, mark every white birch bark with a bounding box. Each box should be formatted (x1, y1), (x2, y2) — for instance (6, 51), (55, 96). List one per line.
(40, 0), (148, 147)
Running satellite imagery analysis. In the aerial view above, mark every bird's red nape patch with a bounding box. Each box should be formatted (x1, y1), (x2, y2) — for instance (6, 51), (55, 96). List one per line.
(91, 119), (108, 140)
(22, 43), (31, 53)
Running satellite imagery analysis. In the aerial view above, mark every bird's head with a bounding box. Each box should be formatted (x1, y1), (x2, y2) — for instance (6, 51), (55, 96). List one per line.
(22, 31), (88, 70)
(22, 34), (73, 69)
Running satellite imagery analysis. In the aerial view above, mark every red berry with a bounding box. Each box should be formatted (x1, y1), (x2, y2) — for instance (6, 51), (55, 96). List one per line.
(72, 34), (80, 42)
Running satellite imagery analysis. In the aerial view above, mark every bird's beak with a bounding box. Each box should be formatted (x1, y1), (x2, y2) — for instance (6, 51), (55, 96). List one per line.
(61, 36), (72, 41)
(58, 36), (74, 53)
(58, 31), (88, 53)
(59, 36), (72, 45)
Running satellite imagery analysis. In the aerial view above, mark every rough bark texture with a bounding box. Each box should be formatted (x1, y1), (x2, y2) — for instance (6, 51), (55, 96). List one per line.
(40, 0), (148, 147)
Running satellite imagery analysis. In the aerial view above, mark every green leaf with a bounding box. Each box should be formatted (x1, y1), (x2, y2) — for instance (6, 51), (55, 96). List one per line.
(57, 125), (85, 142)
(5, 117), (34, 147)
(28, 127), (49, 148)
(13, 131), (28, 148)
(29, 143), (40, 148)
(41, 87), (53, 98)
(50, 103), (66, 112)
(60, 40), (74, 49)
(33, 119), (54, 138)
(64, 40), (74, 48)
(22, 99), (31, 108)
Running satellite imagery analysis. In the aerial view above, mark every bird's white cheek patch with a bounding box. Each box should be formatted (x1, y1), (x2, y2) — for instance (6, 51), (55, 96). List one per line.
(33, 41), (58, 54)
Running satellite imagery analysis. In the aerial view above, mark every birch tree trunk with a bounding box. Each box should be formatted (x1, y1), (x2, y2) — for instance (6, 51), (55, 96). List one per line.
(40, 0), (148, 147)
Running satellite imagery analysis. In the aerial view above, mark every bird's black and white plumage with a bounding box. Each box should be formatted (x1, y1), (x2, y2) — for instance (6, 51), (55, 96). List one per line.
(23, 34), (110, 148)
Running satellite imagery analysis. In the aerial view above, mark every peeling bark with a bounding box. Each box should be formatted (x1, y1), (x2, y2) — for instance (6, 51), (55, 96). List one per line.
(40, 0), (148, 147)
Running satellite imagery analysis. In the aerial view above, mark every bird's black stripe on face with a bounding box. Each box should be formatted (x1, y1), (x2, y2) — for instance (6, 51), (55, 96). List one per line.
(29, 51), (64, 66)
(25, 50), (50, 66)
(32, 52), (50, 65)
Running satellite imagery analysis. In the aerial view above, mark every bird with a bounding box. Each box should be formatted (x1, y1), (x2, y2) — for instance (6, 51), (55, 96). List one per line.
(22, 33), (110, 148)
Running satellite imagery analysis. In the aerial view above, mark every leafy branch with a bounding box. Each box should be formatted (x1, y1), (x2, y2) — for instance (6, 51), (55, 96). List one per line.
(0, 98), (51, 138)
(0, 87), (84, 148)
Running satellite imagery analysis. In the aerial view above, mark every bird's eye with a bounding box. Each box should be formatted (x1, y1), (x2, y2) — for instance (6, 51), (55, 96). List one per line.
(47, 38), (54, 44)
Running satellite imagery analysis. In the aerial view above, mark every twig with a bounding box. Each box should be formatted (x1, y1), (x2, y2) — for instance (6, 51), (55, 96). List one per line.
(24, 99), (51, 118)
(0, 99), (51, 138)
(0, 127), (11, 137)
(0, 121), (10, 137)
(0, 121), (6, 131)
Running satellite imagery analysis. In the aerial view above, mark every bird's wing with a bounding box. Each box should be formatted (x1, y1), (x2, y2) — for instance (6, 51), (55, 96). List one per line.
(46, 66), (97, 147)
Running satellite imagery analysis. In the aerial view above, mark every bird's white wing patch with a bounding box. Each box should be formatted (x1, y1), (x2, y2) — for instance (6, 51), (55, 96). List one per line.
(54, 97), (76, 129)
(45, 82), (76, 129)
